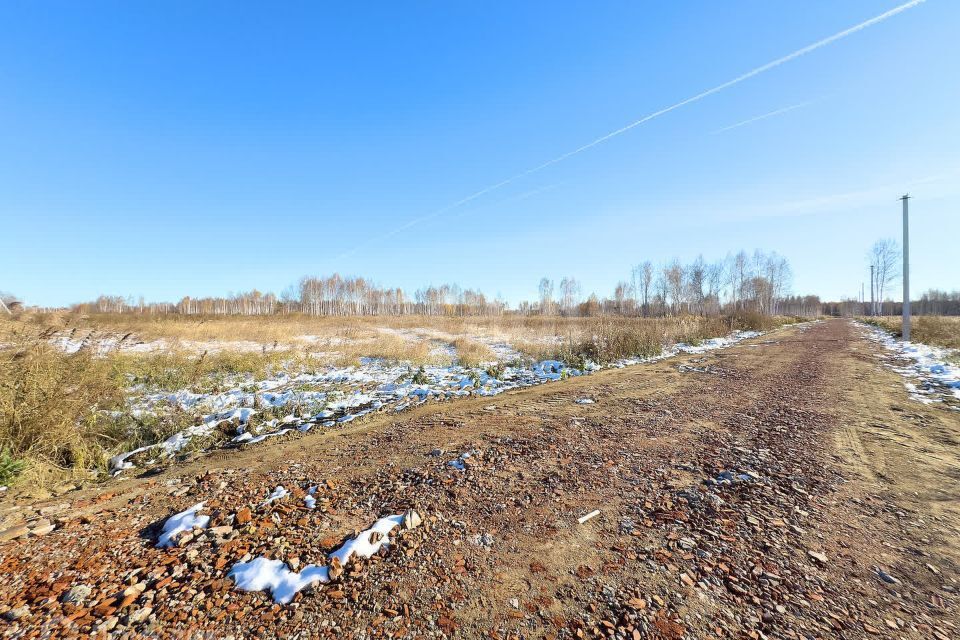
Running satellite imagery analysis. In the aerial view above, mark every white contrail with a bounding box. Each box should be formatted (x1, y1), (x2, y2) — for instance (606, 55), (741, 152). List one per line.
(336, 0), (925, 258)
(712, 101), (813, 134)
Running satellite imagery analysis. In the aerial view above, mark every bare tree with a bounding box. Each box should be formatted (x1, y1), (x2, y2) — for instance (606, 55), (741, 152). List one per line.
(705, 261), (725, 315)
(654, 267), (669, 316)
(613, 281), (630, 314)
(559, 277), (581, 315)
(640, 261), (653, 316)
(538, 278), (554, 315)
(730, 250), (749, 311)
(868, 239), (901, 315)
(687, 255), (706, 314)
(665, 260), (685, 313)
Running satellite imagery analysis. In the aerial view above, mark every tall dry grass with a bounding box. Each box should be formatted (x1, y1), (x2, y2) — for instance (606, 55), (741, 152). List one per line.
(356, 332), (437, 366)
(864, 315), (960, 350)
(38, 311), (789, 362)
(451, 337), (496, 367)
(0, 317), (318, 486)
(519, 313), (791, 366)
(0, 326), (127, 484)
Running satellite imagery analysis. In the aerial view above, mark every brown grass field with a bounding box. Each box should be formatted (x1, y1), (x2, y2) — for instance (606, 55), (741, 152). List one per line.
(0, 310), (794, 487)
(862, 315), (960, 350)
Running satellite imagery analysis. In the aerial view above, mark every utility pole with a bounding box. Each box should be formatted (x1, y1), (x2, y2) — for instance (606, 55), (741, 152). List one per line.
(870, 265), (875, 316)
(901, 194), (911, 340)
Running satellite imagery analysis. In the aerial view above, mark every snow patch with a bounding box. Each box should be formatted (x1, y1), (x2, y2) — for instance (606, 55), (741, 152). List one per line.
(157, 502), (210, 548)
(229, 513), (406, 604)
(111, 327), (773, 471)
(860, 322), (960, 406)
(229, 557), (330, 605)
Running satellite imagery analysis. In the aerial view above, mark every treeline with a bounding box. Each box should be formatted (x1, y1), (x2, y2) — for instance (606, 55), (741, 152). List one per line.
(824, 289), (960, 317)
(77, 276), (508, 317)
(296, 276), (506, 316)
(523, 250), (801, 317)
(70, 249), (817, 318)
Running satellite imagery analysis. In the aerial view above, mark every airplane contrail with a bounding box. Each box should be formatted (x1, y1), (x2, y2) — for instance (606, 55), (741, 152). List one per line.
(712, 101), (813, 134)
(335, 0), (926, 259)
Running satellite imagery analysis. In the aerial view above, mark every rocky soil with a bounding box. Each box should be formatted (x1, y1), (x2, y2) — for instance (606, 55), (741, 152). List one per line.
(1, 319), (957, 639)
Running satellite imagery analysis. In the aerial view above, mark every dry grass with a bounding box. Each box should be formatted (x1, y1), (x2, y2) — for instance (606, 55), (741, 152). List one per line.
(0, 317), (317, 487)
(0, 311), (797, 486)
(517, 313), (793, 365)
(0, 326), (127, 485)
(17, 311), (790, 359)
(352, 332), (437, 367)
(452, 337), (496, 367)
(863, 316), (960, 351)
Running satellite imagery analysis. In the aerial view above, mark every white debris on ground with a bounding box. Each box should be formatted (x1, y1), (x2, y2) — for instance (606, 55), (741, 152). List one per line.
(447, 449), (478, 471)
(860, 322), (960, 408)
(260, 486), (289, 506)
(106, 328), (770, 473)
(156, 502), (210, 548)
(229, 513), (411, 604)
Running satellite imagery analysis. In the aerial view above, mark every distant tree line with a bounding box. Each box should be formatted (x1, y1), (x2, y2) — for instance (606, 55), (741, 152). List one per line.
(65, 249), (828, 318)
(824, 290), (960, 318)
(522, 250), (800, 318)
(74, 275), (508, 317)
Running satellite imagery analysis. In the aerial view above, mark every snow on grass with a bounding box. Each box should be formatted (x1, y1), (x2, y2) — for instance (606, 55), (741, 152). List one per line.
(157, 502), (210, 548)
(110, 328), (770, 472)
(229, 513), (408, 604)
(861, 322), (960, 407)
(233, 428), (293, 445)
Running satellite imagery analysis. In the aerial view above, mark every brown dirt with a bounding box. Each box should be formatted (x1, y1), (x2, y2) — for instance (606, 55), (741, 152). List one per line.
(0, 319), (957, 639)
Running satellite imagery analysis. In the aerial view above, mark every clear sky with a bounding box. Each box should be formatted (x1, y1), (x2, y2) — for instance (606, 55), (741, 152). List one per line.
(2, 1), (957, 308)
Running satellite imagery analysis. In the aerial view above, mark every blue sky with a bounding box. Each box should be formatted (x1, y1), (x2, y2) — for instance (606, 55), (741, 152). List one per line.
(1, 0), (957, 307)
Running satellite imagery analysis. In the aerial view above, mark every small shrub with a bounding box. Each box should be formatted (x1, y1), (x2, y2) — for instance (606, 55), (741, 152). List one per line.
(411, 366), (429, 385)
(485, 363), (505, 379)
(0, 448), (26, 485)
(728, 311), (778, 332)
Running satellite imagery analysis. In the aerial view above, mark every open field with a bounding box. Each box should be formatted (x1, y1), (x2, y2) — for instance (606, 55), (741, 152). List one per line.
(0, 319), (957, 639)
(13, 311), (789, 363)
(0, 312), (794, 488)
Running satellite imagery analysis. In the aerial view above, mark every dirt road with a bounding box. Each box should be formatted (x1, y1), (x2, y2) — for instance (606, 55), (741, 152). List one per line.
(1, 319), (957, 639)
